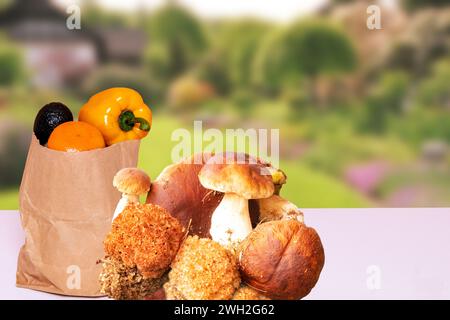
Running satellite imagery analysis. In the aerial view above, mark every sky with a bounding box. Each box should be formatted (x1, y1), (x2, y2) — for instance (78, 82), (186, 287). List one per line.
(53, 0), (330, 22)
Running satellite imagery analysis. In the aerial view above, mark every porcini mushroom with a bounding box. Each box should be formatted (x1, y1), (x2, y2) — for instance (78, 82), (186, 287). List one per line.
(258, 195), (304, 223)
(112, 167), (151, 220)
(146, 153), (224, 237)
(198, 152), (274, 247)
(238, 219), (325, 300)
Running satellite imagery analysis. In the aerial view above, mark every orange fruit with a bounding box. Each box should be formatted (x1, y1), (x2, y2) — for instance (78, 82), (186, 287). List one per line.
(47, 121), (105, 152)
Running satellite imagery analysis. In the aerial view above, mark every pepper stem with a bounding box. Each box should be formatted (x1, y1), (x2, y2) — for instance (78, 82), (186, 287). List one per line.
(118, 110), (150, 132)
(135, 117), (150, 131)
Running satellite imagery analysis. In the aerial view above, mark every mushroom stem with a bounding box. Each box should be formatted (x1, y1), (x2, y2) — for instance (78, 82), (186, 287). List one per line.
(112, 194), (140, 221)
(210, 193), (252, 247)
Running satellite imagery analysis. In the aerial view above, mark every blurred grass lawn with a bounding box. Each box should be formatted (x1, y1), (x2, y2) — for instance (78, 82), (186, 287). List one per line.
(0, 115), (370, 210)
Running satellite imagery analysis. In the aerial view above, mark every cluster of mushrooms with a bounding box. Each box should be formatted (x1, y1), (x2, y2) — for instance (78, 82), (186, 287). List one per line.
(99, 152), (325, 300)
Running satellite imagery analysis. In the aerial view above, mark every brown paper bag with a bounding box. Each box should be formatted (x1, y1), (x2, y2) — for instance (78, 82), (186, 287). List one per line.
(16, 135), (140, 296)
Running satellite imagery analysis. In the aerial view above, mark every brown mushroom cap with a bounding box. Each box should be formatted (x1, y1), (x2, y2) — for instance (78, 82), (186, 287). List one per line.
(113, 167), (151, 195)
(146, 153), (224, 237)
(238, 219), (325, 300)
(198, 152), (275, 199)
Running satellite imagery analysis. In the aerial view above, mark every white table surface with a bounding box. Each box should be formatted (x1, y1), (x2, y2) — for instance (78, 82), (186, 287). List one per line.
(1, 208), (450, 300)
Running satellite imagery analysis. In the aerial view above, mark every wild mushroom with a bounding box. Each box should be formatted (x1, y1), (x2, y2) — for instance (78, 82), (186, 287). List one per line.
(238, 219), (325, 300)
(198, 152), (274, 247)
(112, 168), (151, 220)
(258, 195), (304, 223)
(232, 285), (270, 300)
(146, 152), (285, 237)
(146, 153), (224, 237)
(100, 203), (184, 299)
(164, 236), (241, 300)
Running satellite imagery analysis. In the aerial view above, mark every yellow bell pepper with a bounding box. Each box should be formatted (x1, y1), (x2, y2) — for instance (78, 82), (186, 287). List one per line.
(79, 88), (152, 146)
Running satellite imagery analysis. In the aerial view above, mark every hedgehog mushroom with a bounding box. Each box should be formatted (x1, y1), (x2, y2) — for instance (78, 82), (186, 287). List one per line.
(112, 168), (151, 220)
(198, 153), (274, 247)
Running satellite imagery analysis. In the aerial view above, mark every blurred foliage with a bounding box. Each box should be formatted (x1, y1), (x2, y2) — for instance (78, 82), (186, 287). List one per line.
(254, 19), (356, 102)
(416, 58), (450, 109)
(146, 3), (207, 83)
(359, 71), (410, 134)
(391, 108), (450, 147)
(218, 20), (270, 89)
(0, 34), (23, 86)
(0, 0), (12, 10)
(82, 1), (135, 27)
(0, 120), (28, 188)
(230, 89), (258, 119)
(303, 125), (414, 176)
(82, 64), (162, 107)
(193, 49), (231, 95)
(167, 75), (215, 113)
(386, 8), (450, 76)
(280, 81), (310, 112)
(403, 0), (450, 11)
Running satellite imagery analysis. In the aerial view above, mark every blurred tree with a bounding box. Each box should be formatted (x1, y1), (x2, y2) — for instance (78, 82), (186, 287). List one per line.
(360, 71), (410, 134)
(253, 19), (356, 104)
(403, 0), (450, 11)
(219, 20), (270, 89)
(146, 3), (207, 83)
(416, 58), (450, 109)
(193, 49), (231, 95)
(0, 33), (23, 86)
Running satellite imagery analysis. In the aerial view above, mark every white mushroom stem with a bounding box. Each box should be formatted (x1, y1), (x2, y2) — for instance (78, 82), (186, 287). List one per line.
(112, 194), (140, 221)
(210, 193), (253, 247)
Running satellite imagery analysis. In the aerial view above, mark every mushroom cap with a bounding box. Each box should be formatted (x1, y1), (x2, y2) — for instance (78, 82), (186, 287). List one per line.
(198, 152), (275, 199)
(113, 167), (151, 195)
(146, 153), (225, 237)
(238, 219), (325, 300)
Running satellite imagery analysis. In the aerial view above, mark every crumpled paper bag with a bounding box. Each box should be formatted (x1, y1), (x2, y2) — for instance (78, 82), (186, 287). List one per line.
(16, 135), (140, 296)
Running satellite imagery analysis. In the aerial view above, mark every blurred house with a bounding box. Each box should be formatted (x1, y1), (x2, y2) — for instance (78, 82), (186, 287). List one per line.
(0, 0), (147, 88)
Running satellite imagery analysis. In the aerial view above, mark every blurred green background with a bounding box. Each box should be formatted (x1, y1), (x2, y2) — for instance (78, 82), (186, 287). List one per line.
(0, 0), (449, 209)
